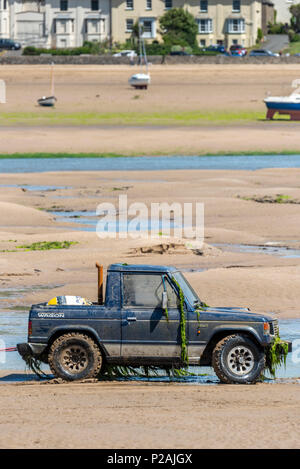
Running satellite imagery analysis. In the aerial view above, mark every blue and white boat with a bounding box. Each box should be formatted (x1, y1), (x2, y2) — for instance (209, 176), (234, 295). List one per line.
(264, 79), (300, 119)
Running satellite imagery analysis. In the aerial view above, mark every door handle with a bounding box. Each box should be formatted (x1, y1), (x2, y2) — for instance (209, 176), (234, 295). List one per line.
(127, 316), (137, 322)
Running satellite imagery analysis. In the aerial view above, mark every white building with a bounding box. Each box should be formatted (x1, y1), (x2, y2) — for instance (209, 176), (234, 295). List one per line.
(272, 0), (295, 24)
(0, 0), (110, 47)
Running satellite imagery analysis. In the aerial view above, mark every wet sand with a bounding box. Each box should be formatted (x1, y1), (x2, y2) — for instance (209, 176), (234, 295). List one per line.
(0, 376), (299, 449)
(1, 168), (300, 318)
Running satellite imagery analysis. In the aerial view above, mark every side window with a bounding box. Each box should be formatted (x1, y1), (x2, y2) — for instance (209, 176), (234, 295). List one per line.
(122, 274), (178, 309)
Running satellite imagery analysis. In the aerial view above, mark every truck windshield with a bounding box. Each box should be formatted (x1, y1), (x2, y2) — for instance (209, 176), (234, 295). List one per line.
(171, 271), (202, 308)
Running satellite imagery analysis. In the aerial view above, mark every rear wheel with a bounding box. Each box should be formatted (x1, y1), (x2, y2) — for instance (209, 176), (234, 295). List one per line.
(48, 332), (103, 381)
(212, 334), (265, 384)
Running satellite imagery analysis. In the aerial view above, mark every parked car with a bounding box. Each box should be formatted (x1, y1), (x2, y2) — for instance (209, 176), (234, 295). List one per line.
(224, 50), (244, 57)
(230, 44), (247, 56)
(202, 45), (226, 54)
(170, 50), (192, 56)
(113, 50), (137, 58)
(249, 49), (279, 57)
(0, 38), (21, 50)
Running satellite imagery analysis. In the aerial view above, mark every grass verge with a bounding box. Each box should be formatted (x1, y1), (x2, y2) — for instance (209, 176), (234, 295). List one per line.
(0, 110), (277, 127)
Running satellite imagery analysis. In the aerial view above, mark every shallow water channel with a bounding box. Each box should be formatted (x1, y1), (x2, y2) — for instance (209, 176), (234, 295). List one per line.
(1, 154), (300, 173)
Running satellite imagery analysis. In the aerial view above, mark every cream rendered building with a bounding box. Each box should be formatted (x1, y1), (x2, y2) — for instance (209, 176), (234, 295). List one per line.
(111, 0), (263, 48)
(0, 0), (110, 47)
(0, 0), (263, 48)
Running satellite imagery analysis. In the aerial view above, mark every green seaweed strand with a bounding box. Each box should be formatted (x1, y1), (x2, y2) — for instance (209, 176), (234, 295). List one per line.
(171, 278), (188, 366)
(265, 336), (289, 378)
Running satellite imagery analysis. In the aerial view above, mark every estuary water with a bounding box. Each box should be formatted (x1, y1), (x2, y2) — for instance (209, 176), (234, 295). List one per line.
(1, 154), (300, 173)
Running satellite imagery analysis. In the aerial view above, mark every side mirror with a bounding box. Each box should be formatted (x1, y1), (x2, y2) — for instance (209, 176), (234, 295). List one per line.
(162, 291), (168, 310)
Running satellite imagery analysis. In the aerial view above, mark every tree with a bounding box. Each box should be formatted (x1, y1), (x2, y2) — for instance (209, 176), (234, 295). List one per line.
(159, 8), (198, 48)
(290, 4), (300, 32)
(130, 21), (141, 48)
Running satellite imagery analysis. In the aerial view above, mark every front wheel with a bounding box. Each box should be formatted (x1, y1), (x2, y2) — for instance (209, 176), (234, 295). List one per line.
(212, 334), (265, 384)
(48, 332), (103, 381)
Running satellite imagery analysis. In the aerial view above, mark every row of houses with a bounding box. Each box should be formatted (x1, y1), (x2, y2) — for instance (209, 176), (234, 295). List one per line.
(0, 0), (294, 50)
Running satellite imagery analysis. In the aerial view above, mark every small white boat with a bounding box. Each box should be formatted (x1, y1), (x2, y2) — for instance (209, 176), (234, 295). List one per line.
(38, 63), (57, 107)
(37, 96), (57, 107)
(129, 24), (150, 90)
(128, 73), (150, 89)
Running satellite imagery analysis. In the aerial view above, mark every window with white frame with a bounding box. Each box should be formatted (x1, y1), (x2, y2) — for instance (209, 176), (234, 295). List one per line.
(126, 0), (134, 10)
(126, 18), (134, 32)
(227, 18), (245, 33)
(140, 18), (155, 38)
(197, 18), (212, 34)
(232, 0), (241, 12)
(165, 0), (172, 9)
(200, 0), (208, 12)
(146, 0), (152, 9)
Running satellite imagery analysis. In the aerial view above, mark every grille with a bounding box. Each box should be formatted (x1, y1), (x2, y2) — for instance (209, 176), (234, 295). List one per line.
(270, 320), (279, 337)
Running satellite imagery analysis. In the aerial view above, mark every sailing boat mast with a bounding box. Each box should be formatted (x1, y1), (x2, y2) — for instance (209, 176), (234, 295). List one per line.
(50, 62), (55, 96)
(128, 21), (150, 90)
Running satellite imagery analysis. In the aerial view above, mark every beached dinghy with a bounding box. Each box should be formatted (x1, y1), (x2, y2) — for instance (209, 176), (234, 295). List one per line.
(38, 63), (57, 107)
(264, 79), (300, 120)
(128, 73), (150, 90)
(37, 96), (57, 107)
(129, 24), (150, 90)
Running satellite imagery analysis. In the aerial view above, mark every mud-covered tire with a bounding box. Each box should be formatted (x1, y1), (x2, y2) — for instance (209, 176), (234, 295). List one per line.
(48, 332), (103, 381)
(212, 334), (265, 384)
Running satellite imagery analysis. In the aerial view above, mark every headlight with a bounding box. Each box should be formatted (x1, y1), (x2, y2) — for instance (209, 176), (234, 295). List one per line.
(263, 322), (270, 335)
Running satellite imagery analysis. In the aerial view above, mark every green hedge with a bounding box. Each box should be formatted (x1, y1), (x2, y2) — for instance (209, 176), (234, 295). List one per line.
(23, 41), (108, 56)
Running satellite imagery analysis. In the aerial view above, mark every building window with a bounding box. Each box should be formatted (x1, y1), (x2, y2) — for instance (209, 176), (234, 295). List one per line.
(60, 0), (68, 11)
(232, 0), (241, 12)
(3, 0), (6, 9)
(227, 18), (245, 33)
(126, 0), (134, 9)
(200, 39), (206, 47)
(197, 18), (213, 34)
(146, 0), (152, 9)
(141, 19), (154, 38)
(165, 0), (172, 9)
(200, 0), (208, 12)
(91, 0), (99, 10)
(126, 18), (134, 32)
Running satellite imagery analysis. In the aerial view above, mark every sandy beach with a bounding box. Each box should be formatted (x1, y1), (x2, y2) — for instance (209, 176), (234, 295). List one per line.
(1, 64), (300, 154)
(0, 376), (299, 449)
(0, 64), (299, 449)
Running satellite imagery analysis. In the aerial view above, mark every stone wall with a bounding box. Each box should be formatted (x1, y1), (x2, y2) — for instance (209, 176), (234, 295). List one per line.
(1, 54), (300, 65)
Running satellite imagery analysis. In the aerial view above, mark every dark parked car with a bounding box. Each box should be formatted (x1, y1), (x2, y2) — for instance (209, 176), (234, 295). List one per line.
(0, 38), (21, 50)
(249, 49), (279, 57)
(230, 44), (247, 56)
(170, 50), (192, 56)
(203, 45), (226, 54)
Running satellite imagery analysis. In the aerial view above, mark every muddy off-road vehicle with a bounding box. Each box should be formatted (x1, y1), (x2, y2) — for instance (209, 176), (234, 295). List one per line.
(17, 264), (291, 384)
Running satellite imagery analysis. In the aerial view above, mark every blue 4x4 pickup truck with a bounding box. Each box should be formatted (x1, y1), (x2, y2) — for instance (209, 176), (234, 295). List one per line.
(17, 264), (291, 384)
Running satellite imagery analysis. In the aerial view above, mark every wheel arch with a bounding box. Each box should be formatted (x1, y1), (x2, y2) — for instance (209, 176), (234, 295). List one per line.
(46, 326), (108, 358)
(200, 328), (264, 366)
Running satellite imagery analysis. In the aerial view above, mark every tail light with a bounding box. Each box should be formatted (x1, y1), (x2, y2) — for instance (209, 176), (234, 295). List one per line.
(28, 320), (32, 337)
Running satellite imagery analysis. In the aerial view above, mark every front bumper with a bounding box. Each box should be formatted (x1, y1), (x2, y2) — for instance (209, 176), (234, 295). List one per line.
(17, 342), (47, 359)
(284, 340), (293, 353)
